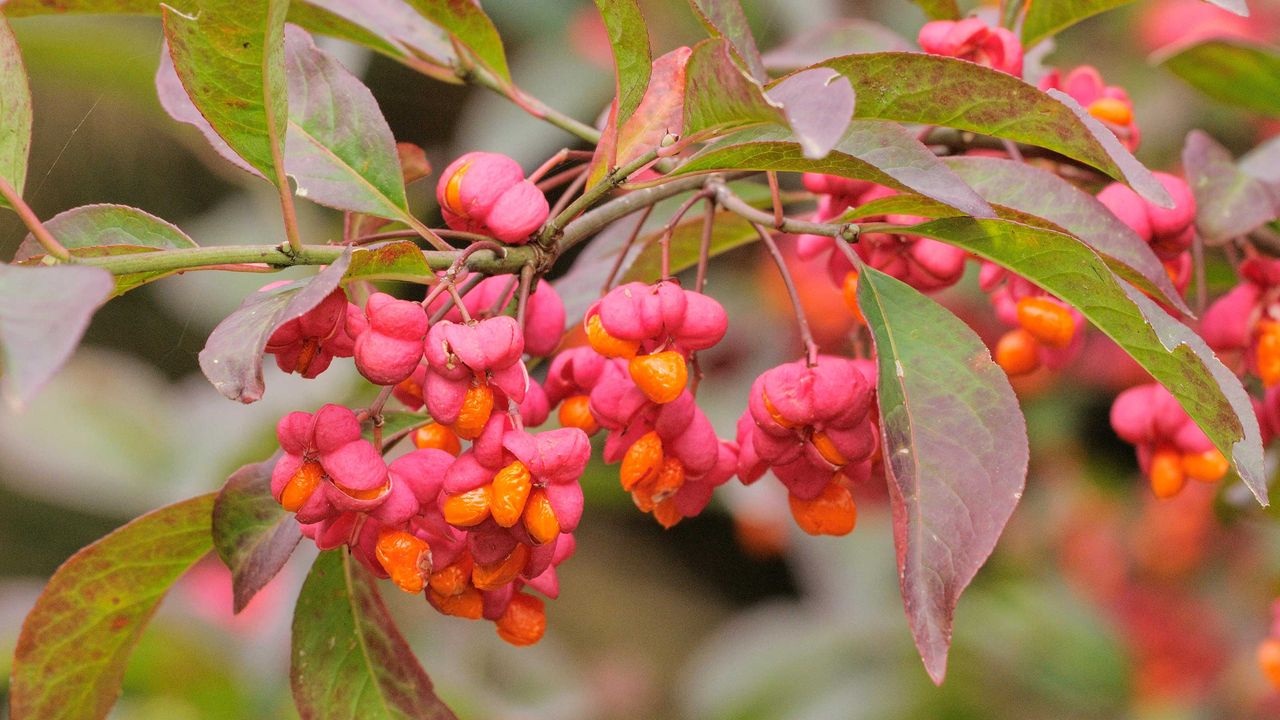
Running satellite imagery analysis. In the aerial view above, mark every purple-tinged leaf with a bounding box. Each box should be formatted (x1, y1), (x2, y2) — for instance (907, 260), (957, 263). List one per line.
(1021, 0), (1133, 48)
(162, 0), (290, 181)
(0, 264), (114, 412)
(812, 53), (1171, 206)
(764, 68), (855, 159)
(155, 43), (264, 177)
(1159, 38), (1280, 118)
(403, 0), (511, 84)
(675, 122), (994, 218)
(292, 550), (458, 720)
(909, 0), (961, 20)
(9, 493), (216, 720)
(1182, 129), (1280, 243)
(857, 263), (1027, 684)
(941, 156), (1191, 314)
(0, 12), (31, 210)
(905, 216), (1267, 504)
(683, 38), (785, 139)
(291, 0), (456, 73)
(344, 240), (436, 284)
(282, 26), (413, 221)
(595, 0), (651, 126)
(687, 0), (766, 82)
(212, 452), (301, 614)
(587, 45), (690, 188)
(13, 204), (198, 296)
(1241, 135), (1280, 184)
(198, 248), (352, 403)
(762, 19), (910, 72)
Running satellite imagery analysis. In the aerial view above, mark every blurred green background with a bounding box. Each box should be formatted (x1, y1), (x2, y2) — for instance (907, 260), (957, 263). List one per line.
(4, 1), (1280, 718)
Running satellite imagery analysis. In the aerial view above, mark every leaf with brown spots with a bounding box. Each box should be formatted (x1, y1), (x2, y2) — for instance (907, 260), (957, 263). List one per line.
(212, 452), (301, 614)
(9, 494), (216, 720)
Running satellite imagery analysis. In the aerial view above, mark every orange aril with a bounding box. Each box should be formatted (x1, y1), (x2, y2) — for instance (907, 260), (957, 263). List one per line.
(620, 431), (664, 491)
(452, 382), (494, 440)
(1256, 321), (1280, 386)
(442, 485), (492, 527)
(490, 461), (532, 528)
(1181, 448), (1229, 483)
(788, 481), (857, 536)
(761, 391), (796, 428)
(280, 460), (324, 512)
(1258, 637), (1280, 688)
(522, 488), (560, 545)
(1016, 296), (1076, 349)
(1088, 97), (1133, 126)
(586, 314), (640, 359)
(995, 328), (1040, 376)
(811, 431), (849, 467)
(429, 586), (483, 619)
(332, 478), (389, 502)
(841, 271), (864, 323)
(395, 375), (423, 405)
(428, 556), (473, 596)
(295, 338), (320, 376)
(375, 530), (431, 594)
(495, 593), (546, 646)
(472, 543), (529, 590)
(1149, 448), (1186, 499)
(628, 351), (689, 404)
(557, 394), (600, 435)
(413, 422), (462, 455)
(633, 456), (685, 512)
(442, 160), (473, 217)
(653, 497), (683, 529)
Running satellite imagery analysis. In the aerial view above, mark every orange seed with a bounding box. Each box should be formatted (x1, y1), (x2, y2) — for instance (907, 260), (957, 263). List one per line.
(557, 394), (600, 435)
(472, 543), (530, 590)
(1181, 448), (1229, 483)
(620, 431), (664, 492)
(523, 488), (561, 545)
(586, 314), (640, 359)
(628, 351), (689, 404)
(280, 460), (324, 512)
(1149, 448), (1186, 499)
(375, 530), (431, 594)
(452, 382), (495, 440)
(495, 592), (546, 646)
(1016, 296), (1076, 349)
(490, 461), (532, 528)
(442, 486), (492, 527)
(413, 422), (462, 455)
(788, 481), (857, 536)
(995, 328), (1040, 376)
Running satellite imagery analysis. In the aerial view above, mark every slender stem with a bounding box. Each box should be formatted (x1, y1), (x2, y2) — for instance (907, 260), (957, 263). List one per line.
(1193, 232), (1207, 316)
(429, 274), (483, 323)
(352, 229), (422, 245)
(754, 223), (818, 367)
(489, 275), (519, 316)
(537, 165), (589, 193)
(603, 205), (653, 293)
(549, 169), (590, 219)
(527, 148), (593, 183)
(713, 180), (860, 241)
(0, 177), (70, 261)
(272, 175), (305, 255)
(516, 263), (534, 326)
(657, 189), (714, 280)
(404, 215), (452, 251)
(557, 173), (714, 254)
(767, 171), (784, 228)
(465, 64), (601, 144)
(696, 198), (715, 293)
(537, 148), (661, 247)
(449, 283), (473, 322)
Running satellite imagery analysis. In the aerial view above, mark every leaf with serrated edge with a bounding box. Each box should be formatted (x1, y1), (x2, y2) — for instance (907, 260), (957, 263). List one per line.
(857, 263), (1027, 684)
(198, 249), (352, 403)
(906, 216), (1266, 504)
(1159, 39), (1280, 118)
(162, 0), (290, 181)
(676, 123), (994, 218)
(9, 493), (216, 720)
(1182, 129), (1280, 244)
(404, 0), (510, 83)
(0, 264), (114, 412)
(1021, 0), (1132, 48)
(809, 53), (1171, 206)
(687, 0), (767, 81)
(292, 550), (457, 720)
(213, 452), (301, 614)
(0, 13), (32, 209)
(941, 156), (1190, 313)
(282, 26), (412, 220)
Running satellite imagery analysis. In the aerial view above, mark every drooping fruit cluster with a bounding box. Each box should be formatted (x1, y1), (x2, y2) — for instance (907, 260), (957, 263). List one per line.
(1110, 384), (1230, 498)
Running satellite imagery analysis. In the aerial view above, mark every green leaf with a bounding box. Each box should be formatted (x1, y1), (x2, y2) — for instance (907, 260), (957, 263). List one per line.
(198, 249), (353, 403)
(161, 0), (291, 181)
(1159, 39), (1280, 118)
(212, 453), (301, 614)
(292, 550), (457, 720)
(9, 493), (216, 720)
(940, 156), (1190, 314)
(1021, 0), (1132, 48)
(282, 26), (413, 221)
(621, 209), (757, 284)
(675, 123), (994, 218)
(595, 0), (651, 126)
(1182, 129), (1280, 243)
(909, 0), (961, 20)
(12, 204), (198, 295)
(905, 216), (1267, 504)
(761, 19), (910, 72)
(404, 0), (511, 84)
(345, 241), (436, 284)
(857, 263), (1028, 685)
(687, 0), (767, 82)
(814, 52), (1171, 206)
(0, 12), (32, 209)
(0, 264), (114, 412)
(683, 37), (786, 140)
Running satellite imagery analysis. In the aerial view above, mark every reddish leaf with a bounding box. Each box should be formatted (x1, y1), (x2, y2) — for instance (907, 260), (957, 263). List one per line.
(197, 248), (352, 403)
(212, 452), (301, 614)
(155, 42), (264, 178)
(683, 38), (785, 139)
(687, 0), (766, 81)
(0, 264), (114, 412)
(588, 45), (690, 188)
(292, 550), (457, 720)
(1182, 129), (1280, 243)
(764, 68), (855, 159)
(857, 264), (1028, 684)
(9, 494), (216, 720)
(344, 240), (435, 283)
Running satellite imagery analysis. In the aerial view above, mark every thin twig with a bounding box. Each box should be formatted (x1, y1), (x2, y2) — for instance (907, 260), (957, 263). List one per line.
(516, 263), (535, 326)
(767, 171), (784, 229)
(538, 148), (662, 247)
(712, 180), (860, 241)
(536, 165), (590, 193)
(527, 148), (594, 184)
(696, 197), (715, 293)
(465, 64), (601, 144)
(754, 223), (818, 367)
(549, 170), (590, 219)
(430, 274), (484, 323)
(488, 275), (519, 316)
(603, 205), (654, 293)
(0, 177), (69, 261)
